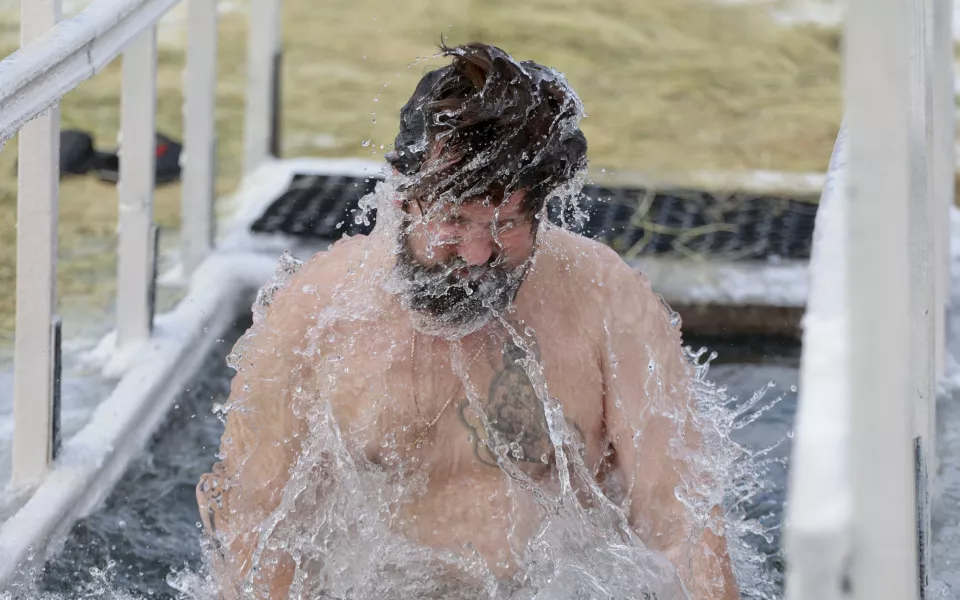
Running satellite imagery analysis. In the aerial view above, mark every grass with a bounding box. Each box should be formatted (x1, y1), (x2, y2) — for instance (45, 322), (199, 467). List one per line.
(0, 0), (844, 338)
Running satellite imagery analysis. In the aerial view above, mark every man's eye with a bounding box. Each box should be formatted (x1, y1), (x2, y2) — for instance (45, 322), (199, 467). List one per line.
(441, 216), (465, 227)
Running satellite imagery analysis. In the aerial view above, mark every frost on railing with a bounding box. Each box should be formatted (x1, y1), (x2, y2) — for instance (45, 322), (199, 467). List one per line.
(783, 123), (853, 600)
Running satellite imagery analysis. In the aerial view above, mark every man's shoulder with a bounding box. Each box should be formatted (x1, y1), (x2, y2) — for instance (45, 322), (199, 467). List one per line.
(263, 235), (374, 324)
(540, 226), (647, 291)
(284, 234), (380, 301)
(538, 227), (663, 331)
(300, 234), (369, 279)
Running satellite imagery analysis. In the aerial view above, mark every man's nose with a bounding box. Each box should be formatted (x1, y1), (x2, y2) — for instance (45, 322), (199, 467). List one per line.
(456, 236), (494, 266)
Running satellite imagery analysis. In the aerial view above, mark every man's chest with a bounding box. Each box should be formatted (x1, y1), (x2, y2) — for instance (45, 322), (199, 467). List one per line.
(321, 320), (607, 474)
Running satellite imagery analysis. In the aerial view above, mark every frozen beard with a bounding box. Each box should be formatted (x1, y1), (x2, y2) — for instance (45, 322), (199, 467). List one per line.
(391, 233), (531, 338)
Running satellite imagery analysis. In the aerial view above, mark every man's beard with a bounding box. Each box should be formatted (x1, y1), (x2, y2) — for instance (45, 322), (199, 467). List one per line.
(390, 235), (531, 338)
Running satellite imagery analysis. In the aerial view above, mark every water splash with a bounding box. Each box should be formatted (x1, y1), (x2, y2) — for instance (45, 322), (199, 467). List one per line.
(177, 177), (785, 598)
(6, 230), (788, 599)
(4, 560), (142, 599)
(10, 44), (789, 599)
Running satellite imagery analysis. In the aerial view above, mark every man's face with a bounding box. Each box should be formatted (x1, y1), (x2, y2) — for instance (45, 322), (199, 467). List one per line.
(393, 190), (537, 335)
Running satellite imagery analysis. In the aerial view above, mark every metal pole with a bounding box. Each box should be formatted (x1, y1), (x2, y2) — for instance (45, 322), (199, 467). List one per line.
(242, 0), (282, 175)
(846, 0), (921, 596)
(931, 0), (955, 384)
(906, 0), (936, 582)
(117, 26), (159, 348)
(12, 0), (62, 489)
(181, 0), (219, 276)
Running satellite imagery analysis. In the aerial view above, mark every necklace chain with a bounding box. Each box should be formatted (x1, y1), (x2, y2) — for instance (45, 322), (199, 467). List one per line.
(406, 332), (472, 450)
(408, 395), (455, 449)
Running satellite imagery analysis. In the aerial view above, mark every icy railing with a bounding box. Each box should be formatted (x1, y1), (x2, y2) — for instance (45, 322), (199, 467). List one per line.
(783, 0), (954, 598)
(0, 0), (280, 489)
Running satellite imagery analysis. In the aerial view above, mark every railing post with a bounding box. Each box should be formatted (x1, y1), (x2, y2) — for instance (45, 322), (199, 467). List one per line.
(182, 0), (219, 275)
(117, 26), (159, 348)
(906, 0), (936, 583)
(242, 0), (282, 176)
(11, 0), (63, 489)
(846, 0), (920, 598)
(931, 0), (954, 385)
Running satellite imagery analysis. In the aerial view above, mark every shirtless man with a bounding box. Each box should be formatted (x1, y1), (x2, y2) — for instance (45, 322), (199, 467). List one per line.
(197, 42), (739, 599)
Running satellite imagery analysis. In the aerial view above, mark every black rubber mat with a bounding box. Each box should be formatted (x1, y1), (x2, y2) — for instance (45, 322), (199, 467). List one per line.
(249, 173), (818, 260)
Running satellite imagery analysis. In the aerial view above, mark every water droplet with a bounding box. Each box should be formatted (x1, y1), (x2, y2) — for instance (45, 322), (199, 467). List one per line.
(361, 139), (371, 147)
(790, 384), (798, 393)
(669, 311), (681, 328)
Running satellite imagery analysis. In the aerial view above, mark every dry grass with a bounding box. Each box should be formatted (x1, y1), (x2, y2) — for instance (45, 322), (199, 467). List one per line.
(0, 0), (843, 337)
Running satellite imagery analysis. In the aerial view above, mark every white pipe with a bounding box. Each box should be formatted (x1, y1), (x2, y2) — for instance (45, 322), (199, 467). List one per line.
(11, 0), (63, 490)
(846, 0), (920, 597)
(931, 0), (955, 384)
(181, 0), (219, 275)
(242, 0), (282, 175)
(906, 0), (936, 576)
(929, 0), (954, 507)
(116, 26), (158, 348)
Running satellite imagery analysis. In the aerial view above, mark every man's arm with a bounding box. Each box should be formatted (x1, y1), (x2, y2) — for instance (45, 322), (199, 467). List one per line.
(196, 263), (319, 600)
(600, 257), (739, 600)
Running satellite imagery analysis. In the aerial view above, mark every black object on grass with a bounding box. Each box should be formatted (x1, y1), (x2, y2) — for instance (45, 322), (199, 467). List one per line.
(11, 129), (102, 178)
(94, 132), (183, 185)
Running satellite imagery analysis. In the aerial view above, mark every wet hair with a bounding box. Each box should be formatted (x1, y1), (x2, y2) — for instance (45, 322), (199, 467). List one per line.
(386, 42), (588, 220)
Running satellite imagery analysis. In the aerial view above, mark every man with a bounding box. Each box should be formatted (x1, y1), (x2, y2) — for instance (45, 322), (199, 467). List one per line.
(197, 42), (739, 599)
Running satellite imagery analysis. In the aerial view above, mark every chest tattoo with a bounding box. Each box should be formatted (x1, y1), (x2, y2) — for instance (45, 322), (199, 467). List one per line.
(457, 337), (554, 468)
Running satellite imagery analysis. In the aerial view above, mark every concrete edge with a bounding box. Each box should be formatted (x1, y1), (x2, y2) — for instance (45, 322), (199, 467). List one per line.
(632, 257), (809, 308)
(0, 252), (278, 588)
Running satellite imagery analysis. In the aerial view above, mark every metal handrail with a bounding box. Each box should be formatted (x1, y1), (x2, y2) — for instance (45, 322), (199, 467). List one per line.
(0, 0), (181, 146)
(784, 0), (953, 596)
(2, 0), (229, 489)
